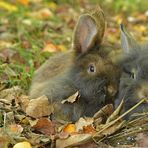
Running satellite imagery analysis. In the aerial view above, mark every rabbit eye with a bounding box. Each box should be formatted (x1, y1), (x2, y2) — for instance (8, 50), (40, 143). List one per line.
(87, 64), (96, 73)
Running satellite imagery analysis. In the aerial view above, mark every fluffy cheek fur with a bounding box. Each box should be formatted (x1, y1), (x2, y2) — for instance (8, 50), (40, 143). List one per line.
(115, 77), (148, 119)
(74, 73), (107, 104)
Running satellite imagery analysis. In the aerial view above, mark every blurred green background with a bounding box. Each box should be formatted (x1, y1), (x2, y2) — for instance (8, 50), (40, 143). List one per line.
(0, 0), (147, 91)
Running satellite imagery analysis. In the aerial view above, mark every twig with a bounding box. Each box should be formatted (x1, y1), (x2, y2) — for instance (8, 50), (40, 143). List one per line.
(93, 98), (145, 137)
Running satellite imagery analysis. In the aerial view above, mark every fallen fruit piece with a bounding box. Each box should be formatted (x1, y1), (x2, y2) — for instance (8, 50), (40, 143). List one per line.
(63, 124), (76, 133)
(13, 141), (32, 148)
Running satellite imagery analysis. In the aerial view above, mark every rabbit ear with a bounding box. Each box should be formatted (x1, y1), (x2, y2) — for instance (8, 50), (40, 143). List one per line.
(73, 7), (105, 55)
(120, 24), (140, 53)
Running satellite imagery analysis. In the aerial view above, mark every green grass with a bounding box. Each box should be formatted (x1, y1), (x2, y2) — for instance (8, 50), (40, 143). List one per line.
(0, 0), (147, 91)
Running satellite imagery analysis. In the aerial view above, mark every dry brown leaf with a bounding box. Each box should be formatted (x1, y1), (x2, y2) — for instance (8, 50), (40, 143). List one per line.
(94, 120), (125, 142)
(5, 112), (15, 125)
(101, 120), (125, 136)
(29, 8), (53, 20)
(61, 91), (79, 104)
(58, 132), (69, 139)
(42, 43), (59, 53)
(0, 135), (9, 148)
(56, 134), (92, 148)
(15, 115), (29, 125)
(75, 117), (94, 132)
(76, 141), (113, 148)
(2, 64), (16, 77)
(0, 86), (22, 102)
(16, 95), (29, 112)
(93, 104), (114, 120)
(106, 99), (124, 124)
(26, 95), (53, 118)
(83, 125), (96, 134)
(9, 124), (23, 134)
(0, 48), (16, 60)
(135, 133), (148, 147)
(28, 118), (38, 127)
(32, 118), (56, 135)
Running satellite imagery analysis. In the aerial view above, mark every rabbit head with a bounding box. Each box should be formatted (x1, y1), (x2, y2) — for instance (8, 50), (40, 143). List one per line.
(115, 25), (148, 119)
(69, 8), (121, 116)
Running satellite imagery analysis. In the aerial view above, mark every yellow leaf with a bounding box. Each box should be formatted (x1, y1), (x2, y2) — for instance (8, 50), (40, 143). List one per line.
(17, 0), (29, 6)
(42, 43), (59, 53)
(13, 141), (32, 148)
(0, 40), (12, 48)
(0, 2), (17, 12)
(57, 45), (67, 52)
(48, 2), (57, 10)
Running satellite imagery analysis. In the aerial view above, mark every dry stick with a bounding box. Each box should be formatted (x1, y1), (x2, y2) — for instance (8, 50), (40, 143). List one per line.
(93, 98), (146, 138)
(108, 123), (148, 139)
(127, 114), (148, 125)
(108, 122), (148, 140)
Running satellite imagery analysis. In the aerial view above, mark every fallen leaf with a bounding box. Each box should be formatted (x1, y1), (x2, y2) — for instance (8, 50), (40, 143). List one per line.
(94, 120), (125, 141)
(32, 118), (56, 135)
(42, 42), (59, 53)
(135, 133), (148, 147)
(102, 120), (125, 136)
(76, 141), (113, 148)
(28, 118), (38, 127)
(16, 0), (29, 6)
(1, 64), (16, 76)
(5, 112), (15, 125)
(0, 48), (16, 61)
(83, 125), (96, 134)
(9, 124), (23, 134)
(58, 132), (69, 139)
(0, 86), (22, 102)
(0, 1), (17, 12)
(0, 135), (9, 148)
(57, 45), (67, 52)
(27, 132), (50, 146)
(48, 2), (57, 10)
(16, 95), (29, 112)
(106, 99), (124, 123)
(15, 115), (29, 125)
(61, 91), (79, 104)
(93, 104), (114, 122)
(63, 124), (76, 134)
(75, 117), (94, 132)
(28, 8), (53, 20)
(26, 95), (53, 118)
(13, 141), (32, 148)
(56, 134), (92, 148)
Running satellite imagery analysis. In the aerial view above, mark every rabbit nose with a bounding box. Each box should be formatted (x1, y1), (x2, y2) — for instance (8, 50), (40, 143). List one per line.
(137, 83), (148, 99)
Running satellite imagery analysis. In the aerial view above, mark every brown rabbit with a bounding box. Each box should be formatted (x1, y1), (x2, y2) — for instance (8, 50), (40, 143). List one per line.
(29, 8), (121, 122)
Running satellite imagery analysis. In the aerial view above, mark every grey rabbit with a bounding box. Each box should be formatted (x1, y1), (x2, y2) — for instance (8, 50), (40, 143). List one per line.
(115, 24), (148, 119)
(29, 8), (121, 122)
